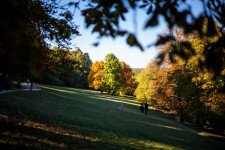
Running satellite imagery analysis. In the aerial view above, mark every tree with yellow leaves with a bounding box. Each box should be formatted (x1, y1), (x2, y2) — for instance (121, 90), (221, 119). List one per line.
(88, 61), (104, 91)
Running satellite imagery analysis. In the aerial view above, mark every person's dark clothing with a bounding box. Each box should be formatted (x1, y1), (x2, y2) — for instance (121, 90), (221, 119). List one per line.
(30, 81), (33, 90)
(27, 78), (29, 86)
(4, 75), (11, 90)
(144, 103), (149, 115)
(140, 104), (144, 114)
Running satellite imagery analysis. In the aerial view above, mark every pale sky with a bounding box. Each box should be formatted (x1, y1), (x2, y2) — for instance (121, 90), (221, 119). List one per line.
(70, 1), (203, 68)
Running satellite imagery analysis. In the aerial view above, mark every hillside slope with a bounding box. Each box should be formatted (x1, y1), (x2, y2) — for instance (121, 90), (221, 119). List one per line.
(0, 84), (224, 149)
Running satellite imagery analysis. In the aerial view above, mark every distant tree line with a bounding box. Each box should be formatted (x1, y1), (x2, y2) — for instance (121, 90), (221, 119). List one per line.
(40, 47), (92, 88)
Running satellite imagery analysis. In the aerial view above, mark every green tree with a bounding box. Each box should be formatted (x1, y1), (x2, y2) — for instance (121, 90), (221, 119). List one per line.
(135, 62), (157, 103)
(41, 47), (92, 88)
(0, 0), (78, 80)
(102, 53), (122, 95)
(72, 49), (92, 87)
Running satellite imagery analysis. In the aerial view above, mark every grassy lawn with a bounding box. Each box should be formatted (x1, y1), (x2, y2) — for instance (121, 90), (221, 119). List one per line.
(0, 84), (224, 149)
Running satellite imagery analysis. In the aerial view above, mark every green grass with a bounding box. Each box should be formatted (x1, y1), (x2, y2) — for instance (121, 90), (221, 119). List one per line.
(0, 84), (224, 149)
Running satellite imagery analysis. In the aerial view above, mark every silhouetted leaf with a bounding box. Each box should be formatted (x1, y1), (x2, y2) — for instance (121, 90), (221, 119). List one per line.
(168, 50), (177, 63)
(67, 2), (78, 7)
(120, 14), (126, 21)
(194, 16), (205, 37)
(180, 42), (196, 55)
(127, 34), (135, 46)
(92, 24), (101, 33)
(140, 4), (148, 9)
(126, 34), (144, 51)
(155, 35), (175, 46)
(145, 15), (158, 28)
(117, 30), (127, 36)
(92, 42), (99, 47)
(204, 38), (225, 75)
(213, 12), (223, 25)
(207, 17), (217, 37)
(178, 46), (189, 60)
(168, 44), (180, 63)
(147, 5), (153, 14)
(156, 52), (165, 65)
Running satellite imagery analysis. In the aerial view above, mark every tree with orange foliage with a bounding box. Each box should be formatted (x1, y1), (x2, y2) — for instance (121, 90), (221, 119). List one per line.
(119, 61), (137, 96)
(88, 61), (104, 91)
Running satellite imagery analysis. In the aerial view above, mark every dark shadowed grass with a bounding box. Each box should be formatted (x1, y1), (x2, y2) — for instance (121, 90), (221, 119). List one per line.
(0, 84), (224, 149)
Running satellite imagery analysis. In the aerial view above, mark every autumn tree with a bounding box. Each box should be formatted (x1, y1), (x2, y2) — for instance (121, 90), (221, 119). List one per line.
(88, 59), (137, 96)
(101, 54), (122, 95)
(119, 61), (137, 96)
(150, 66), (175, 110)
(135, 62), (158, 104)
(88, 61), (104, 90)
(148, 28), (225, 128)
(187, 30), (225, 128)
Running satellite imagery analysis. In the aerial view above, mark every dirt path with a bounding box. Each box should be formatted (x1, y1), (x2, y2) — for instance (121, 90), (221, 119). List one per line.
(0, 83), (41, 95)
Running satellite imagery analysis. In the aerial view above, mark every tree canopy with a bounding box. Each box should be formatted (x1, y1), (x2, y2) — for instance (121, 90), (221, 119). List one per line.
(0, 0), (79, 78)
(88, 61), (105, 90)
(119, 61), (137, 96)
(41, 47), (92, 88)
(88, 56), (137, 96)
(134, 28), (225, 128)
(101, 53), (122, 95)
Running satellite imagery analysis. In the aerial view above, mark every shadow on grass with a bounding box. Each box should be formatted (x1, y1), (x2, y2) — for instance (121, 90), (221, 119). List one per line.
(1, 84), (225, 149)
(50, 86), (225, 148)
(0, 114), (175, 150)
(1, 114), (131, 149)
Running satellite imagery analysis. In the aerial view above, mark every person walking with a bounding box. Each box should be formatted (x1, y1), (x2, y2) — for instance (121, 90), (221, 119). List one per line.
(140, 104), (144, 114)
(30, 77), (33, 91)
(26, 77), (29, 86)
(144, 102), (149, 115)
(5, 74), (11, 90)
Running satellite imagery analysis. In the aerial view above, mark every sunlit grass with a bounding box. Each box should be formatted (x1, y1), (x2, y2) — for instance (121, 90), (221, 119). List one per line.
(90, 96), (140, 106)
(0, 84), (224, 149)
(37, 84), (78, 94)
(198, 132), (225, 139)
